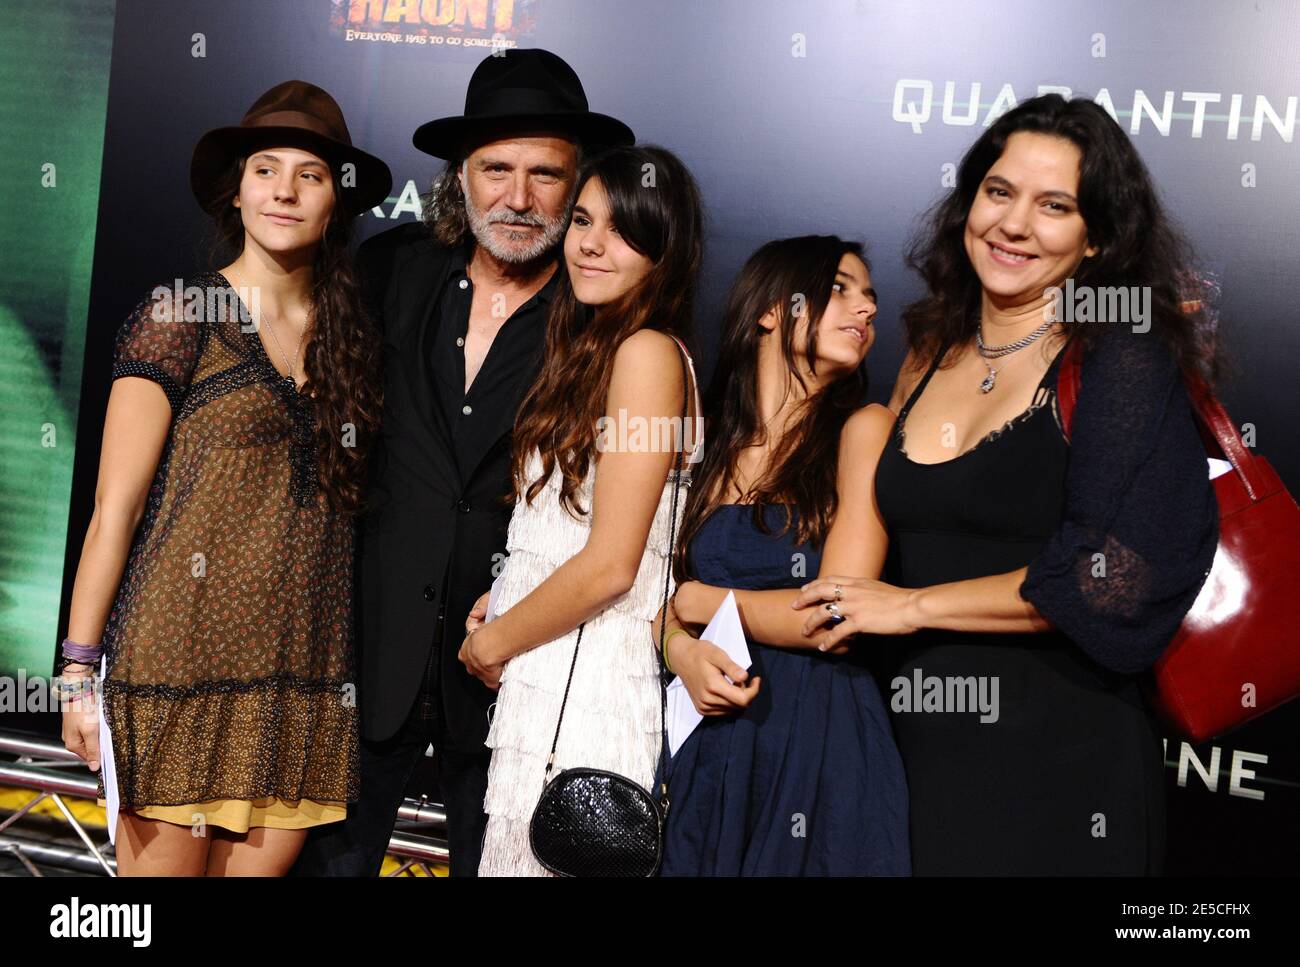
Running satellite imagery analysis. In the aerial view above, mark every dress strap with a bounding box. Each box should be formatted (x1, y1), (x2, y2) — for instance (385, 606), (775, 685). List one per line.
(896, 338), (954, 423)
(1010, 335), (1072, 413)
(1038, 336), (1072, 392)
(665, 333), (704, 464)
(900, 333), (1069, 420)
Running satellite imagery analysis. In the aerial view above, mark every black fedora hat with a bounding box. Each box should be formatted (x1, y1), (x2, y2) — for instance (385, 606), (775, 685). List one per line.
(190, 80), (393, 217)
(413, 48), (634, 159)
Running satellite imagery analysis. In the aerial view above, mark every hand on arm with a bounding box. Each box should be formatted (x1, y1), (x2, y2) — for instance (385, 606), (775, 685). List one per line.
(793, 402), (1055, 650)
(674, 404), (897, 654)
(672, 578), (837, 652)
(795, 566), (1054, 649)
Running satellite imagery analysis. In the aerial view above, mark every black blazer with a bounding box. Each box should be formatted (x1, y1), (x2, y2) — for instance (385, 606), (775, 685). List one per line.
(353, 222), (549, 750)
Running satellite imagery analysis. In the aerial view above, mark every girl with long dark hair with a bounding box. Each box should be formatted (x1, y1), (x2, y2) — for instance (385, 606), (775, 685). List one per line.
(659, 235), (910, 875)
(59, 81), (389, 875)
(457, 145), (705, 876)
(793, 94), (1219, 874)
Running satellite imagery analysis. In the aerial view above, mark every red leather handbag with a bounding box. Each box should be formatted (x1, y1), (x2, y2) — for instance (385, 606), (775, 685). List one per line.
(1057, 338), (1300, 742)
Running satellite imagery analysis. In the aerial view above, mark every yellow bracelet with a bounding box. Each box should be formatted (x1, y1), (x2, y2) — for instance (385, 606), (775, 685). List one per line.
(663, 627), (691, 674)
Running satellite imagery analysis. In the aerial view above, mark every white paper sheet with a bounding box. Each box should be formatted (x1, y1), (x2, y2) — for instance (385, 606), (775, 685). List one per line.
(485, 565), (506, 623)
(96, 654), (119, 846)
(1207, 457), (1232, 480)
(666, 590), (753, 756)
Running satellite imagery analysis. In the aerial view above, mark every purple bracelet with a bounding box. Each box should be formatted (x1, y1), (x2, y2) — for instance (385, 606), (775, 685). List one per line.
(61, 638), (104, 663)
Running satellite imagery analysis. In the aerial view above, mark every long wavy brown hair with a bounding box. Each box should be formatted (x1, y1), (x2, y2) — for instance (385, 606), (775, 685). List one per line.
(506, 144), (704, 518)
(673, 236), (870, 581)
(904, 93), (1221, 384)
(207, 154), (383, 516)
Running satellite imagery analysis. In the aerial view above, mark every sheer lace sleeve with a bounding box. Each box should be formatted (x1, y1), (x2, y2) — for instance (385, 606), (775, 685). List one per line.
(110, 282), (206, 413)
(1020, 325), (1218, 675)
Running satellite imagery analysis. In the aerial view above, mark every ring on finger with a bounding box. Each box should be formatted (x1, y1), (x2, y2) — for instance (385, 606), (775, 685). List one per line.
(834, 584), (843, 602)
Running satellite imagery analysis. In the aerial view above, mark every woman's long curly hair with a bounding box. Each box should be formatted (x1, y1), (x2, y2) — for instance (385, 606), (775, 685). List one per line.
(207, 153), (382, 516)
(506, 144), (704, 519)
(904, 93), (1220, 384)
(672, 236), (870, 582)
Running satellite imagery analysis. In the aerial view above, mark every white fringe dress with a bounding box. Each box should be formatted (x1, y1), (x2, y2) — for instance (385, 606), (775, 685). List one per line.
(479, 403), (700, 876)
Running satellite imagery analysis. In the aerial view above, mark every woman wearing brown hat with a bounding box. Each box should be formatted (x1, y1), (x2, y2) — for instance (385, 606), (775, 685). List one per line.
(58, 80), (392, 875)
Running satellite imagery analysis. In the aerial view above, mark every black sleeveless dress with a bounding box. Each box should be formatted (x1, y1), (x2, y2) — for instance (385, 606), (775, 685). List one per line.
(873, 339), (1165, 875)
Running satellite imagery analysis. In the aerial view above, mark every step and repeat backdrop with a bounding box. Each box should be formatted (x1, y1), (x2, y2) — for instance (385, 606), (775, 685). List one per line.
(2, 0), (1296, 874)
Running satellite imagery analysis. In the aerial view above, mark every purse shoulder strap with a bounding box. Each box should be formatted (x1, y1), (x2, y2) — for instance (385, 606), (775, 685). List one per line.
(665, 333), (703, 463)
(1057, 336), (1082, 441)
(543, 337), (691, 785)
(1056, 334), (1267, 502)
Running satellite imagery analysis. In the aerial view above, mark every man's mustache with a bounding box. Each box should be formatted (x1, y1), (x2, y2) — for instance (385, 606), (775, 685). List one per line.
(486, 213), (552, 228)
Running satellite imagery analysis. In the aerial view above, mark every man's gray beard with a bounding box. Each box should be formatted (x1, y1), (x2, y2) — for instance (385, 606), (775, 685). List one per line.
(464, 191), (568, 264)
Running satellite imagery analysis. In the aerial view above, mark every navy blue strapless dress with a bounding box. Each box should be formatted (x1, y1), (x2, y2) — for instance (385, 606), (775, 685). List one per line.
(658, 505), (911, 876)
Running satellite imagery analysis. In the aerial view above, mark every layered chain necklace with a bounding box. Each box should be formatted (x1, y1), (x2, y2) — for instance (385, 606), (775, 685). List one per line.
(974, 317), (1055, 393)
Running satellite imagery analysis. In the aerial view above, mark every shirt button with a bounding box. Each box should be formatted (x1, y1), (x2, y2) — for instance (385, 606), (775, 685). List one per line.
(458, 279), (469, 290)
(456, 337), (464, 347)
(422, 583), (437, 601)
(457, 499), (471, 513)
(462, 404), (472, 415)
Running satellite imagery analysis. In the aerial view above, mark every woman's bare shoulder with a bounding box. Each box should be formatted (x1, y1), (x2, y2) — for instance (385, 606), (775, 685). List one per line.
(614, 328), (681, 368)
(841, 403), (897, 452)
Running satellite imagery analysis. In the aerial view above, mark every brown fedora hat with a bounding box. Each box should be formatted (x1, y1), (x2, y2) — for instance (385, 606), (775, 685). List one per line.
(190, 79), (393, 217)
(413, 49), (634, 159)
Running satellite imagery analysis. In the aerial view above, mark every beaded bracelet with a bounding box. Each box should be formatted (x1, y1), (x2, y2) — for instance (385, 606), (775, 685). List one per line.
(53, 676), (99, 704)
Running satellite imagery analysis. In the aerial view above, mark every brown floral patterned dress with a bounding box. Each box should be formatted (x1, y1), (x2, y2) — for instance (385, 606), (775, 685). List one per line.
(96, 271), (359, 831)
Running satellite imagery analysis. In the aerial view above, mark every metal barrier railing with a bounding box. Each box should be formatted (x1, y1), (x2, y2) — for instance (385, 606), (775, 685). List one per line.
(0, 731), (448, 876)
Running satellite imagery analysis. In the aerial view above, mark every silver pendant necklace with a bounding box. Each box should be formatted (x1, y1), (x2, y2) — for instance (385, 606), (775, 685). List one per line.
(975, 318), (1055, 393)
(231, 270), (306, 389)
(263, 308), (306, 390)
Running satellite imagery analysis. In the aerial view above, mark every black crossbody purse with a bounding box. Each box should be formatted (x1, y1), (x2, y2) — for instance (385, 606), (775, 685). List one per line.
(527, 344), (688, 877)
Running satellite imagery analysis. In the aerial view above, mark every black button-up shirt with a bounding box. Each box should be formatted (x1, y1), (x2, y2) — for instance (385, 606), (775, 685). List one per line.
(429, 242), (560, 474)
